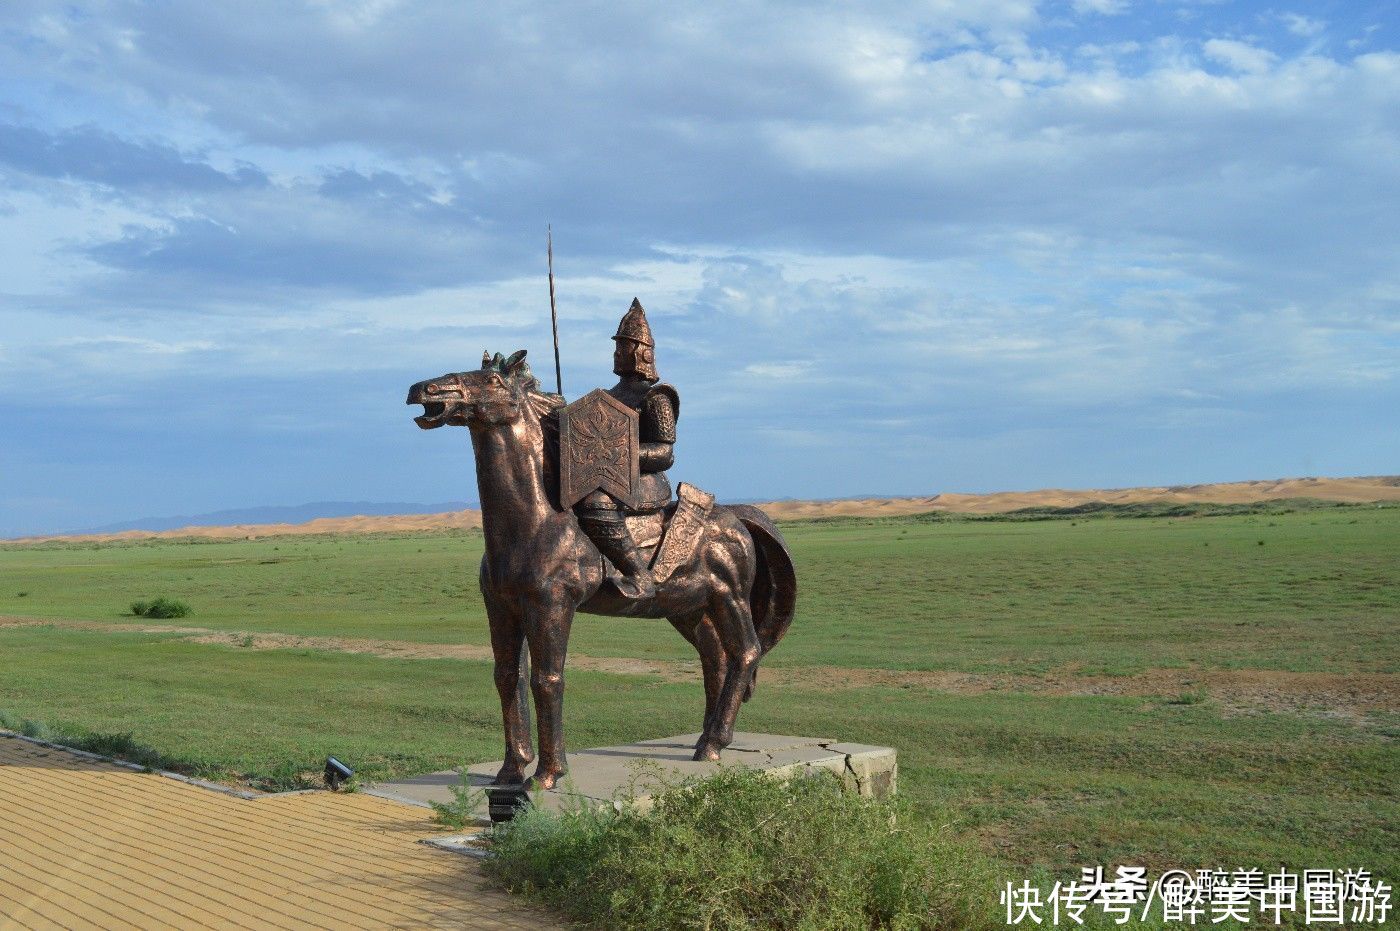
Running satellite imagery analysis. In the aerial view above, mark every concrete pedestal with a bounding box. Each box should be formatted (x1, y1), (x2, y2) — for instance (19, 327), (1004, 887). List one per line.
(364, 733), (897, 819)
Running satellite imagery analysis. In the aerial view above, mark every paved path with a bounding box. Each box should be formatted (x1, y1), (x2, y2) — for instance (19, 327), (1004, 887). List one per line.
(0, 735), (559, 930)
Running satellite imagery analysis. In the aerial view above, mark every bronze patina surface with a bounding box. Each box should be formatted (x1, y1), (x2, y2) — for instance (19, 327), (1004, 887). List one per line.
(407, 301), (796, 789)
(651, 482), (715, 583)
(558, 388), (640, 509)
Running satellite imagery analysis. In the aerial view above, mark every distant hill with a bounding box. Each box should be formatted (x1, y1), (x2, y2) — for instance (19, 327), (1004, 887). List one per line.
(754, 475), (1400, 520)
(7, 476), (1397, 545)
(69, 501), (477, 535)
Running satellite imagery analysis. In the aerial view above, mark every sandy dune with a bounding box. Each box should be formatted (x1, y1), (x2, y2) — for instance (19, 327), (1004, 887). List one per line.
(8, 475), (1397, 544)
(756, 475), (1400, 519)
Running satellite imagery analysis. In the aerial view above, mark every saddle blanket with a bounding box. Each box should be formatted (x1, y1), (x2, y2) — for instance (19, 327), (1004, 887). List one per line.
(621, 482), (715, 583)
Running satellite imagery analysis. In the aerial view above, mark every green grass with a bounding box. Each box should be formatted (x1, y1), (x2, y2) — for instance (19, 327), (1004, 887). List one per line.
(0, 624), (1393, 880)
(1, 532), (478, 642)
(4, 505), (1397, 676)
(0, 505), (1396, 890)
(773, 504), (1399, 675)
(0, 708), (195, 775)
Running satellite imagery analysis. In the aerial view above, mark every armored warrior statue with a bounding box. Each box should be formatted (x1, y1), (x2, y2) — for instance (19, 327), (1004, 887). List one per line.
(571, 298), (679, 600)
(408, 291), (796, 780)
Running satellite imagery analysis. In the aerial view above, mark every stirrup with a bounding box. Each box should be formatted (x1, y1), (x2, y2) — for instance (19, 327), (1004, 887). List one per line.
(610, 569), (656, 601)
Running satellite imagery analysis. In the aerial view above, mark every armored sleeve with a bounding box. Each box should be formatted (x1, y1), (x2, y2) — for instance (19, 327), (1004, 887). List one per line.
(639, 387), (677, 472)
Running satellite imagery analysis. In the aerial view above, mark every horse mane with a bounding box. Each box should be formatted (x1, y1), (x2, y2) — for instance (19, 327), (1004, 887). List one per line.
(527, 389), (565, 420)
(481, 350), (562, 415)
(531, 391), (564, 506)
(481, 349), (566, 504)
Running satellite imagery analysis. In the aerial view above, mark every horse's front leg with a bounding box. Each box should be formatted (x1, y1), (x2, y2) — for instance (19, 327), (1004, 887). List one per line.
(484, 591), (533, 784)
(524, 599), (576, 790)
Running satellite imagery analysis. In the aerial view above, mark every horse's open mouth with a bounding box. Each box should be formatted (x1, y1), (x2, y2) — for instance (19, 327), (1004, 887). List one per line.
(414, 400), (448, 428)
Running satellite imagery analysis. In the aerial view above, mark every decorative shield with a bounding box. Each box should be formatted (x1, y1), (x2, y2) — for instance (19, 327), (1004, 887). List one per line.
(559, 388), (640, 509)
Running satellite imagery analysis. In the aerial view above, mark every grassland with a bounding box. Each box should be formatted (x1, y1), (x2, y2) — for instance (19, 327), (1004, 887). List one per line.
(1, 502), (1396, 884)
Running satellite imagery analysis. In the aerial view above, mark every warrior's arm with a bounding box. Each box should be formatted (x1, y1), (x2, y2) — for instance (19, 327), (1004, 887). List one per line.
(639, 390), (676, 472)
(640, 441), (673, 471)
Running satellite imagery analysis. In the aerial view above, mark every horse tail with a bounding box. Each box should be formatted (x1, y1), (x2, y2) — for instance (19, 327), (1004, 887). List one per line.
(726, 504), (797, 702)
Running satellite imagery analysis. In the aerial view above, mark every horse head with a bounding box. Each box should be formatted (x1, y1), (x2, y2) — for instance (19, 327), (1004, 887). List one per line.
(407, 349), (560, 430)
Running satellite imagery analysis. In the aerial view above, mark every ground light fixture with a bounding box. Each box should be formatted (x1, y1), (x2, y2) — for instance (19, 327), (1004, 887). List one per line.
(324, 756), (354, 789)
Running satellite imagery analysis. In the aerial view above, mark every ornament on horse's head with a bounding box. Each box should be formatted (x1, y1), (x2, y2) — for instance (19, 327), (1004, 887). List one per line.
(479, 349), (540, 392)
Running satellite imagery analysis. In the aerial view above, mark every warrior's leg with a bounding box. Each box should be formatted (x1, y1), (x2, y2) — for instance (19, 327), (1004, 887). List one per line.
(576, 494), (656, 600)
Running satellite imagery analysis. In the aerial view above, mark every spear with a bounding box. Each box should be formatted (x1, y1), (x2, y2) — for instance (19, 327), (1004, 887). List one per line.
(547, 225), (563, 396)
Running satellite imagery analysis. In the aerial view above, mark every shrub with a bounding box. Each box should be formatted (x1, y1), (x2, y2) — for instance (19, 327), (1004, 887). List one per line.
(145, 597), (191, 618)
(483, 767), (1000, 930)
(430, 770), (488, 829)
(20, 719), (50, 739)
(247, 760), (323, 793)
(1168, 688), (1208, 706)
(129, 597), (191, 619)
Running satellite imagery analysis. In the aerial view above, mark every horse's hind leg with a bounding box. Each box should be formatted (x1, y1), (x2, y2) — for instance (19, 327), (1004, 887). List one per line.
(693, 594), (760, 762)
(485, 594), (533, 784)
(669, 611), (726, 737)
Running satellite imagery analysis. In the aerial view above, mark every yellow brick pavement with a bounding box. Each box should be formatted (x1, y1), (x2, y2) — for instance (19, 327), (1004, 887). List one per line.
(0, 735), (560, 929)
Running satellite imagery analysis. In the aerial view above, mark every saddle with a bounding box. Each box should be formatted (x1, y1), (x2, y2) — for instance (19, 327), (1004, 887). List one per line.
(624, 482), (715, 583)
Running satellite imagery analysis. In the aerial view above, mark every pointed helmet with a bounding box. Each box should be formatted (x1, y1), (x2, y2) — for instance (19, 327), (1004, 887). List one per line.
(612, 298), (658, 379)
(613, 298), (655, 347)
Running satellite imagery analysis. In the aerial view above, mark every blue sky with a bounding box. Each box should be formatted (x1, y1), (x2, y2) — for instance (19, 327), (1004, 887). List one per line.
(1, 1), (1397, 536)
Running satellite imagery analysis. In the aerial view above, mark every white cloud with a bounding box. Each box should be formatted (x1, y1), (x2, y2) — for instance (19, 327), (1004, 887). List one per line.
(56, 336), (216, 355)
(307, 0), (405, 31)
(0, 1), (1397, 531)
(1280, 13), (1325, 38)
(1072, 0), (1128, 15)
(743, 361), (814, 379)
(1202, 38), (1277, 74)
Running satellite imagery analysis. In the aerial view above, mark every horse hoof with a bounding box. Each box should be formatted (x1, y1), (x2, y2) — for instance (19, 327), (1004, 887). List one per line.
(692, 745), (722, 762)
(528, 768), (566, 790)
(492, 768), (527, 786)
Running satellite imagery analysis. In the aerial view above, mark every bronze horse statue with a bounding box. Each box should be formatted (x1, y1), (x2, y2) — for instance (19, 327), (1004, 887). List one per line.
(407, 350), (795, 788)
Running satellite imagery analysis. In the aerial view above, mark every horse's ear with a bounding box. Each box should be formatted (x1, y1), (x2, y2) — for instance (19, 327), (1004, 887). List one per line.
(504, 349), (527, 373)
(481, 350), (492, 369)
(491, 352), (505, 369)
